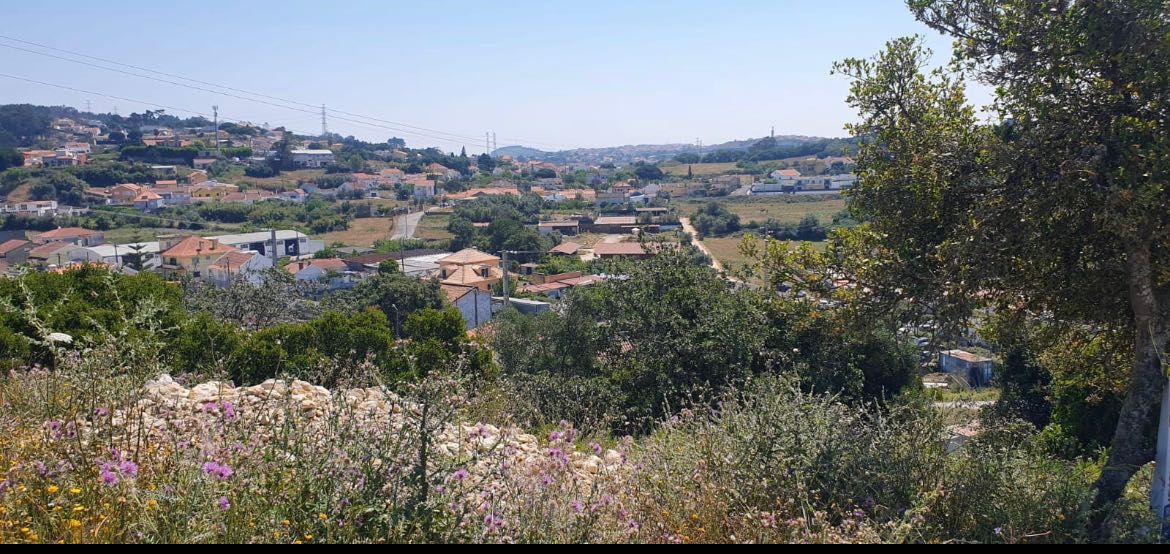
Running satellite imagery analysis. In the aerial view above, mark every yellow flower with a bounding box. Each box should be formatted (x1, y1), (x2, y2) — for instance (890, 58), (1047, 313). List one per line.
(72, 505), (85, 513)
(304, 534), (314, 541)
(282, 519), (290, 527)
(146, 499), (158, 510)
(69, 519), (81, 529)
(46, 485), (59, 494)
(292, 541), (303, 545)
(69, 488), (81, 495)
(318, 513), (327, 522)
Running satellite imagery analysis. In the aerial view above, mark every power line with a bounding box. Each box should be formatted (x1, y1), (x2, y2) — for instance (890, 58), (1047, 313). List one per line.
(0, 72), (316, 136)
(0, 34), (580, 151)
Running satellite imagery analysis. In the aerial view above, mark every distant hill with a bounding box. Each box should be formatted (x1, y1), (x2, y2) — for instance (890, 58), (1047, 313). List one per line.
(493, 134), (842, 165)
(492, 145), (549, 159)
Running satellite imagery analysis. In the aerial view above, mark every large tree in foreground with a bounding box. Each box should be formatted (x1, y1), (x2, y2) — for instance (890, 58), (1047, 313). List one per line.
(832, 0), (1170, 535)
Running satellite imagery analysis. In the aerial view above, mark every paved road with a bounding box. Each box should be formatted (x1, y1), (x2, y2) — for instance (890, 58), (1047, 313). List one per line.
(390, 211), (425, 240)
(679, 218), (725, 272)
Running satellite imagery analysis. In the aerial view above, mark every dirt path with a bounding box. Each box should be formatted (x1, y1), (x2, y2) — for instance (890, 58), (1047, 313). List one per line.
(680, 217), (724, 272)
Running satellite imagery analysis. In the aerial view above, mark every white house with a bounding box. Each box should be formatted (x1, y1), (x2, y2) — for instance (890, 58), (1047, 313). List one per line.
(413, 180), (436, 199)
(443, 284), (493, 329)
(830, 174), (857, 189)
(207, 251), (273, 286)
(284, 258), (356, 290)
(290, 149), (335, 168)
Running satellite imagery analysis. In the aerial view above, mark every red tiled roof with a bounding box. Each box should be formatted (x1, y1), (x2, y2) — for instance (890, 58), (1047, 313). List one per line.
(549, 242), (581, 255)
(441, 284), (475, 303)
(439, 248), (500, 266)
(28, 241), (74, 259)
(208, 251), (260, 271)
(0, 239), (30, 255)
(36, 227), (102, 239)
(285, 258), (348, 274)
(161, 236), (237, 258)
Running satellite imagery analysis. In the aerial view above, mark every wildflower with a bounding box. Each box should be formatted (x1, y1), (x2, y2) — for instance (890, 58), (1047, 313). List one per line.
(451, 468), (469, 482)
(69, 519), (81, 529)
(994, 527), (1003, 536)
(540, 473), (553, 488)
(221, 401), (236, 420)
(46, 485), (59, 494)
(201, 461), (233, 480)
(217, 496), (231, 511)
(147, 499), (158, 510)
(590, 442), (602, 456)
(34, 461), (46, 475)
(282, 519), (290, 527)
(627, 519), (640, 533)
(100, 469), (119, 487)
(318, 513), (327, 522)
(118, 461), (138, 477)
(303, 534), (313, 541)
(94, 407), (108, 417)
(69, 488), (81, 495)
(573, 499), (583, 514)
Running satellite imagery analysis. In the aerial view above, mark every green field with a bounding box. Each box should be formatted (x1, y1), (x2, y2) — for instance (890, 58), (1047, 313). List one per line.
(678, 195), (847, 225)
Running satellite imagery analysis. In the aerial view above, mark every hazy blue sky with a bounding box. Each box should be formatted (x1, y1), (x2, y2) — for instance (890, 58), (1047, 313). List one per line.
(0, 1), (988, 152)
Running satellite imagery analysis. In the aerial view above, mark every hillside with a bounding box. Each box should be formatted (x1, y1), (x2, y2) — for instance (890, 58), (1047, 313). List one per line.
(492, 134), (836, 165)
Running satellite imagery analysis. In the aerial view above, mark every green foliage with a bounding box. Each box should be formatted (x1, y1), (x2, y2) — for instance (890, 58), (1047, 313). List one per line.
(690, 202), (741, 237)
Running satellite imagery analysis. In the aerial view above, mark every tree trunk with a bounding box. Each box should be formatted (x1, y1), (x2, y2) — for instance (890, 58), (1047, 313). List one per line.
(1091, 242), (1166, 539)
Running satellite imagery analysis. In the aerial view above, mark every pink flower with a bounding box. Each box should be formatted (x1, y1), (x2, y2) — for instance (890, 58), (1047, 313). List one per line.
(201, 461), (234, 480)
(119, 461), (139, 477)
(217, 496), (230, 511)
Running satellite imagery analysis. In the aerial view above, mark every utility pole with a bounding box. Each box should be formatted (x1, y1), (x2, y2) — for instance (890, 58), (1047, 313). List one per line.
(269, 228), (278, 266)
(320, 104), (328, 137)
(485, 132), (491, 155)
(501, 250), (510, 308)
(85, 100), (91, 113)
(492, 132), (497, 152)
(212, 105), (221, 157)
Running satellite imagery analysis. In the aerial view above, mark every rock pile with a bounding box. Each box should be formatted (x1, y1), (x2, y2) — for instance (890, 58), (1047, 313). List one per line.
(122, 375), (625, 481)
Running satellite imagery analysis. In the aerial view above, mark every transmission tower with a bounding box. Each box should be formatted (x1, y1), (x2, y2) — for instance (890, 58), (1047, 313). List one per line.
(321, 104), (328, 137)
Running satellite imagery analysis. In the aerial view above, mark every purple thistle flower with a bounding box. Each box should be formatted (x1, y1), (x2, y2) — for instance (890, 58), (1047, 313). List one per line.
(94, 407), (108, 417)
(548, 431), (562, 442)
(202, 461), (234, 480)
(119, 460), (139, 477)
(994, 527), (1004, 536)
(217, 496), (230, 511)
(540, 473), (553, 488)
(221, 401), (236, 421)
(451, 468), (469, 481)
(572, 499), (583, 514)
(590, 442), (602, 456)
(34, 461), (46, 476)
(100, 469), (119, 487)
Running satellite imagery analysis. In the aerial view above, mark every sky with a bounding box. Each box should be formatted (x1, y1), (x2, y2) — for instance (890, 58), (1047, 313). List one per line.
(0, 1), (990, 153)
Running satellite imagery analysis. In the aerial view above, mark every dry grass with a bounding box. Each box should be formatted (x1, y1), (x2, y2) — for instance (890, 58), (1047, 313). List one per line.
(413, 214), (454, 241)
(661, 162), (741, 177)
(678, 195), (847, 225)
(237, 169), (329, 191)
(316, 217), (396, 247)
(702, 236), (826, 276)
